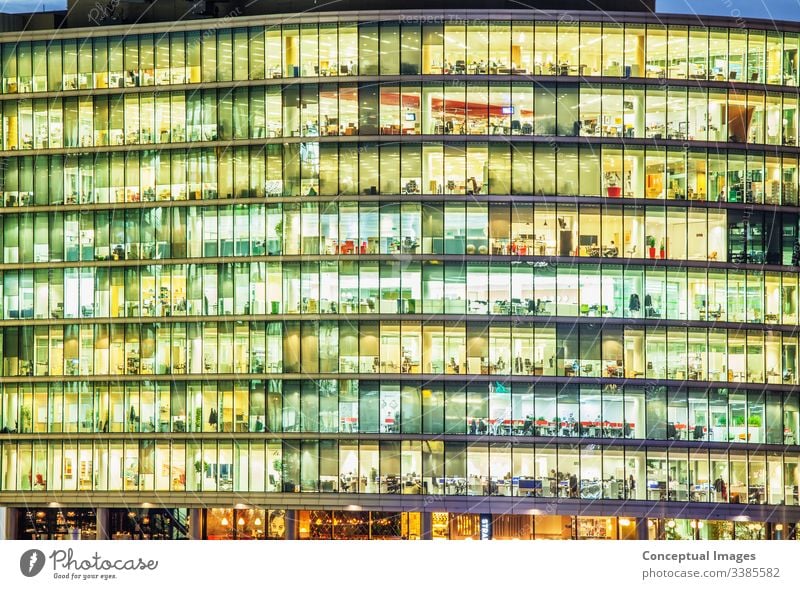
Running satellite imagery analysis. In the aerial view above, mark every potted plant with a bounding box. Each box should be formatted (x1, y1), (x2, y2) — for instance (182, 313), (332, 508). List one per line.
(659, 237), (666, 259)
(194, 407), (202, 432)
(268, 221), (283, 257)
(269, 458), (282, 488)
(20, 405), (32, 433)
(747, 414), (762, 428)
(194, 460), (208, 491)
(647, 236), (656, 259)
(606, 172), (621, 197)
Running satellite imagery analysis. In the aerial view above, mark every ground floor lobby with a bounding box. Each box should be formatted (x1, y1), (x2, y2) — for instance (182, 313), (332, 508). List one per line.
(1, 507), (798, 541)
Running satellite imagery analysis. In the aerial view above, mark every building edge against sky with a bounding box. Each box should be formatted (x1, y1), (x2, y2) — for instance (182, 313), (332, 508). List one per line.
(0, 0), (800, 540)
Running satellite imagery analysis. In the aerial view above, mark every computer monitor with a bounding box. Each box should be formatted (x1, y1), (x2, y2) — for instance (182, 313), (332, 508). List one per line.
(519, 479), (542, 489)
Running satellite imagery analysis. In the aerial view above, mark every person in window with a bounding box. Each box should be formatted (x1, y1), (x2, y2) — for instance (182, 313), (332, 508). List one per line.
(448, 357), (459, 374)
(713, 476), (724, 500)
(603, 240), (619, 257)
(644, 293), (654, 317)
(521, 415), (534, 436)
(549, 470), (558, 496)
(569, 473), (579, 498)
(607, 475), (620, 499)
(254, 417), (264, 432)
(567, 412), (577, 435)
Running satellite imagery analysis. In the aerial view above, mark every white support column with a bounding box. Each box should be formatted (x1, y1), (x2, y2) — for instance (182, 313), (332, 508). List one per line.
(0, 507), (18, 540)
(95, 508), (111, 540)
(189, 508), (203, 540)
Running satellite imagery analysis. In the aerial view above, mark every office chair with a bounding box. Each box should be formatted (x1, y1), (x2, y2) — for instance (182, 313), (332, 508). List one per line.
(667, 422), (678, 440)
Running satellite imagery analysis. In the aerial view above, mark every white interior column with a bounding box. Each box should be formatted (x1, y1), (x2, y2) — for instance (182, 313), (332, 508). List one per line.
(95, 508), (111, 540)
(0, 507), (18, 540)
(189, 508), (203, 540)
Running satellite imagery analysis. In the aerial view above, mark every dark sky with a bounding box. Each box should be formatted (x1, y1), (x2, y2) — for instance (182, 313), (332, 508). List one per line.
(658, 0), (800, 21)
(0, 1), (798, 22)
(1, 0), (66, 13)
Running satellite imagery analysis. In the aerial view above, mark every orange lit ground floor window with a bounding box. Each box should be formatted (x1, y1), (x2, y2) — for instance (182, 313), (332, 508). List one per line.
(297, 510), (419, 539)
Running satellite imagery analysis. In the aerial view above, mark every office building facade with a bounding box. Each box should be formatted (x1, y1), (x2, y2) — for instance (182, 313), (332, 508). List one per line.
(0, 1), (799, 540)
